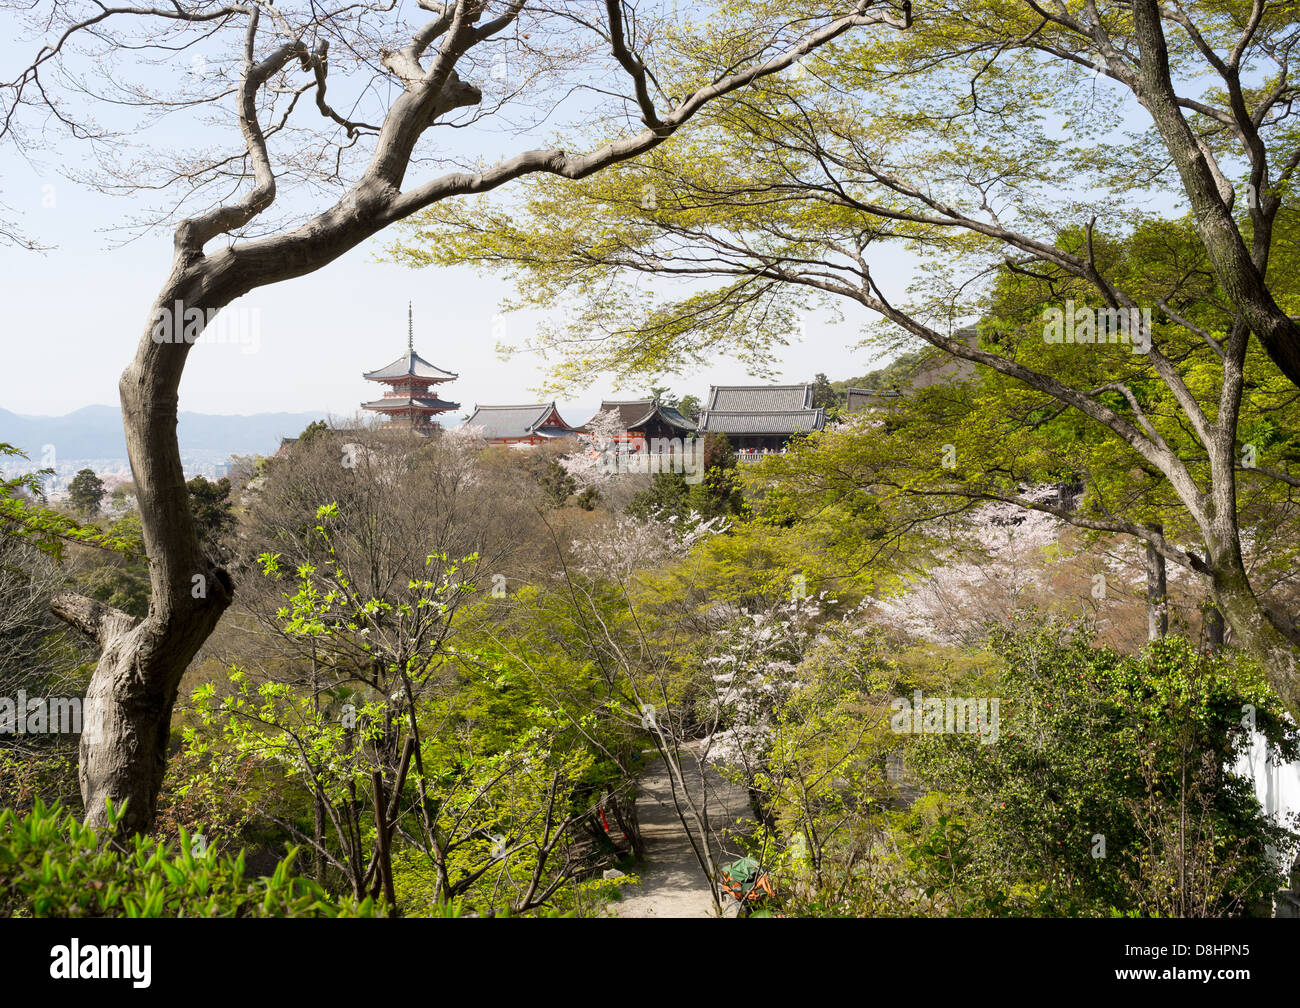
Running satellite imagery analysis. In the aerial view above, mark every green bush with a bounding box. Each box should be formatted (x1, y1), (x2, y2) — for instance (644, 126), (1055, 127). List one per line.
(0, 800), (378, 918)
(903, 628), (1299, 916)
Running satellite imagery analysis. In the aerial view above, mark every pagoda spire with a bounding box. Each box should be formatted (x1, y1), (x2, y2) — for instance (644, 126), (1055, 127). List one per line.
(360, 304), (459, 430)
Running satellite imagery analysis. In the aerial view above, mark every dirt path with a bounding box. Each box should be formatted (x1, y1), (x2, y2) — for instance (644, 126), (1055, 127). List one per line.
(613, 740), (756, 918)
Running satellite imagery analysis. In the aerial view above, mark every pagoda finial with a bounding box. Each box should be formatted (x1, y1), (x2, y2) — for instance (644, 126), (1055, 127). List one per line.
(407, 301), (414, 353)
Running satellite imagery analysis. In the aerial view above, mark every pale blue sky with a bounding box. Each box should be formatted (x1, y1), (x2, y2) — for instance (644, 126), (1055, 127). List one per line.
(0, 188), (894, 422)
(0, 5), (1186, 426)
(0, 11), (902, 425)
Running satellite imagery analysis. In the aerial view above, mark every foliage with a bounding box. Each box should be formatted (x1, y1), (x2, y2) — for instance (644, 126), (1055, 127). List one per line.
(297, 420), (329, 448)
(0, 444), (138, 558)
(384, 2), (1300, 714)
(811, 372), (841, 411)
(67, 468), (105, 517)
(187, 475), (236, 557)
(904, 626), (1296, 916)
(535, 457), (577, 508)
(181, 500), (632, 915)
(627, 434), (743, 522)
(0, 750), (81, 817)
(0, 800), (377, 917)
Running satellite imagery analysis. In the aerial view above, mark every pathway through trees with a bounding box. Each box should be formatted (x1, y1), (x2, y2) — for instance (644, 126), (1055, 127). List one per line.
(613, 741), (756, 918)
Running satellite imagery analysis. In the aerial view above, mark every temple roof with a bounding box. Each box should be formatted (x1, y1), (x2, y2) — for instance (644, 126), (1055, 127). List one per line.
(363, 349), (458, 382)
(705, 384), (815, 412)
(361, 395), (460, 411)
(584, 399), (697, 433)
(698, 408), (825, 436)
(463, 403), (577, 441)
(699, 383), (824, 436)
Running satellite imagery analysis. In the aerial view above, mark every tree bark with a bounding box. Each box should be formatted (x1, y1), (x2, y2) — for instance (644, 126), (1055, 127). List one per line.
(1129, 0), (1300, 390)
(1145, 524), (1168, 641)
(1204, 536), (1300, 715)
(1203, 602), (1225, 651)
(59, 280), (239, 832)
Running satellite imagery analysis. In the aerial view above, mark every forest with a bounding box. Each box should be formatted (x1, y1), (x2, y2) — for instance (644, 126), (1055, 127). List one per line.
(2, 0), (1300, 927)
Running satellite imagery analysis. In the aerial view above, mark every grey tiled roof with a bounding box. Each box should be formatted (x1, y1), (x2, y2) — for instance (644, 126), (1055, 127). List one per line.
(587, 399), (697, 432)
(463, 403), (576, 440)
(363, 349), (458, 382)
(705, 384), (813, 412)
(361, 395), (459, 411)
(699, 408), (825, 436)
(698, 384), (823, 436)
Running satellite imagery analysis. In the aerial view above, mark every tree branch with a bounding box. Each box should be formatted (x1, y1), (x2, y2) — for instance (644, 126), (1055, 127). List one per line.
(50, 591), (139, 646)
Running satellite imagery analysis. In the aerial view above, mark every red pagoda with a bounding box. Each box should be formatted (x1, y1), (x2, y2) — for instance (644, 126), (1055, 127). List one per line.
(361, 304), (459, 429)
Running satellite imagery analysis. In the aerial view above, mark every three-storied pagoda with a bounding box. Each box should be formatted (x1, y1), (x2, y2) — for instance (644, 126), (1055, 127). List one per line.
(361, 304), (459, 430)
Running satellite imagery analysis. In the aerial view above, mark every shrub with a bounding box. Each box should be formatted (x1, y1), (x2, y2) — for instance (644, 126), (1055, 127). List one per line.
(0, 800), (378, 918)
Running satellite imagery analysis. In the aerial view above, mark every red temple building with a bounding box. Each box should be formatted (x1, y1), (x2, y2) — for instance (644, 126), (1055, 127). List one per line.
(463, 402), (578, 446)
(360, 305), (459, 429)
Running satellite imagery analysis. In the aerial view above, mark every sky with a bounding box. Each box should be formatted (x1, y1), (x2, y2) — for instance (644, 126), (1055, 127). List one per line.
(0, 5), (1182, 430)
(0, 10), (909, 428)
(0, 189), (899, 424)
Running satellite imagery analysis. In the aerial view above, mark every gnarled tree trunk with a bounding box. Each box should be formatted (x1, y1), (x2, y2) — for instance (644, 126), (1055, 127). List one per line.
(53, 273), (239, 831)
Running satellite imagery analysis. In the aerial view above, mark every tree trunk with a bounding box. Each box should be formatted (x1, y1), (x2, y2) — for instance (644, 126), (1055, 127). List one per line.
(77, 604), (230, 832)
(53, 189), (402, 832)
(1203, 602), (1225, 652)
(52, 269), (239, 832)
(1130, 0), (1300, 390)
(1145, 524), (1168, 641)
(1207, 553), (1300, 716)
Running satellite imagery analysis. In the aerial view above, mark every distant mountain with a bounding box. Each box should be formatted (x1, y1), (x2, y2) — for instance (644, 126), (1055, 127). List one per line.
(0, 405), (327, 464)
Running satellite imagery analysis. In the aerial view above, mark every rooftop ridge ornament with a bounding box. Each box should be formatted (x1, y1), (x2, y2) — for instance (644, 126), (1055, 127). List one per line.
(408, 301), (414, 353)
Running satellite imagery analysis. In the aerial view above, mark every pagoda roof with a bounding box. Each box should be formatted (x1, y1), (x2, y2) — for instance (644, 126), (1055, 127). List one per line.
(583, 399), (697, 433)
(363, 349), (458, 382)
(462, 403), (577, 441)
(361, 395), (460, 411)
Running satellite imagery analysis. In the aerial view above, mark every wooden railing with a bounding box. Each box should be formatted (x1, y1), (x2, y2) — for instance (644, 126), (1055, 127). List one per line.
(736, 449), (787, 464)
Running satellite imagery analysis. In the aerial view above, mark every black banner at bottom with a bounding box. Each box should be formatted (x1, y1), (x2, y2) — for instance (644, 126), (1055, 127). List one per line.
(0, 917), (1289, 997)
